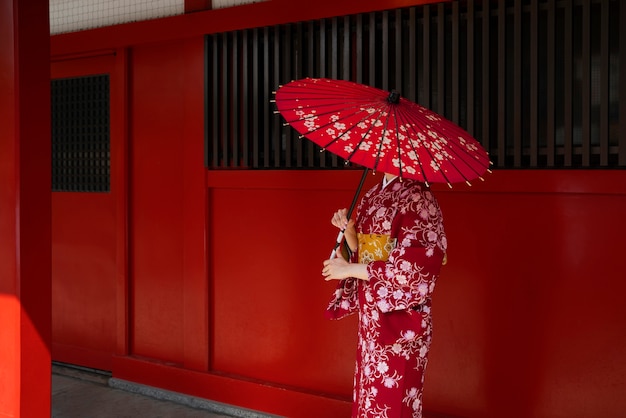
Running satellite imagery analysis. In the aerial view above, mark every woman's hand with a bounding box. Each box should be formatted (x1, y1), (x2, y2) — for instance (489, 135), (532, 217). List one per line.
(322, 257), (368, 281)
(331, 208), (357, 252)
(331, 208), (354, 230)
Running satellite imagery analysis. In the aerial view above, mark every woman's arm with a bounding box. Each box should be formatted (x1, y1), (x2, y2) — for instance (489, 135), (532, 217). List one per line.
(324, 207), (366, 281)
(322, 256), (368, 281)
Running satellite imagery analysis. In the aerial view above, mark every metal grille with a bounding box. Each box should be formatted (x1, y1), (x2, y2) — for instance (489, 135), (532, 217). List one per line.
(205, 0), (624, 169)
(51, 75), (111, 192)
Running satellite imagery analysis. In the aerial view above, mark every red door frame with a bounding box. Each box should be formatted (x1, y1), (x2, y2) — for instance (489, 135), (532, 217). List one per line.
(50, 50), (130, 367)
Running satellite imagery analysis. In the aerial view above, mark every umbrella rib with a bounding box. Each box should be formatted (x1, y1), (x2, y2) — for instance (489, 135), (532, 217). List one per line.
(371, 106), (393, 175)
(399, 104), (489, 184)
(277, 91), (384, 108)
(277, 90), (382, 101)
(389, 104), (408, 182)
(391, 104), (433, 184)
(327, 108), (385, 155)
(277, 100), (376, 126)
(282, 100), (388, 150)
(395, 105), (454, 187)
(393, 107), (430, 185)
(278, 90), (380, 100)
(278, 79), (384, 99)
(276, 96), (380, 112)
(428, 122), (491, 180)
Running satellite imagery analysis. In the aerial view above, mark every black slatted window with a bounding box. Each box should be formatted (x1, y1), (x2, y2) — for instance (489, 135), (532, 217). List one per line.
(51, 75), (111, 192)
(205, 0), (624, 170)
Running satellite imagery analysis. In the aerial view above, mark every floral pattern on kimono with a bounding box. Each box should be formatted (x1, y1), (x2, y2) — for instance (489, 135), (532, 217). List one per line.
(325, 178), (447, 418)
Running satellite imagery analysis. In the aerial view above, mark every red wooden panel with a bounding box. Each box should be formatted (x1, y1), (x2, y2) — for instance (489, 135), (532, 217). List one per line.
(210, 186), (358, 395)
(52, 193), (117, 370)
(129, 40), (209, 364)
(111, 48), (131, 357)
(424, 171), (626, 417)
(130, 44), (185, 362)
(180, 38), (210, 371)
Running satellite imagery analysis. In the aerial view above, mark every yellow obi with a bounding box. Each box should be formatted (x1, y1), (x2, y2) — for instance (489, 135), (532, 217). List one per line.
(357, 233), (397, 264)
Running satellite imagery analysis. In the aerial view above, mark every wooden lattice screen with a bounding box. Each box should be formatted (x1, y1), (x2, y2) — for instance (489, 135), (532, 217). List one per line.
(205, 0), (624, 170)
(51, 74), (111, 192)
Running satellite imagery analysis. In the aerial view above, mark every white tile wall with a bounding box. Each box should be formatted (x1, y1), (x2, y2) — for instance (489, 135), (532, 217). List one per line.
(50, 0), (185, 35)
(49, 0), (269, 35)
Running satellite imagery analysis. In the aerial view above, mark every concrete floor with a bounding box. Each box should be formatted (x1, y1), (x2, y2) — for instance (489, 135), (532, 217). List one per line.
(52, 364), (276, 418)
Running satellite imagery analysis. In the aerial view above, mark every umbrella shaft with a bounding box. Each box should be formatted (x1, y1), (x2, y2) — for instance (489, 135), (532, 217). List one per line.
(329, 229), (345, 259)
(329, 168), (369, 259)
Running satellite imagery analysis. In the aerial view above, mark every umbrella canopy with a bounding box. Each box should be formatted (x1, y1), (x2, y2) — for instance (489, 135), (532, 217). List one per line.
(274, 77), (491, 188)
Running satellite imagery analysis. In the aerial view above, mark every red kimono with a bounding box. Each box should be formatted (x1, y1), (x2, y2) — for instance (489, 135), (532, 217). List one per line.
(326, 178), (447, 418)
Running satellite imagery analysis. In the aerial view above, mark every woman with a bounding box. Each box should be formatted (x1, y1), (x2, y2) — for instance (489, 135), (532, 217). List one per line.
(322, 172), (447, 418)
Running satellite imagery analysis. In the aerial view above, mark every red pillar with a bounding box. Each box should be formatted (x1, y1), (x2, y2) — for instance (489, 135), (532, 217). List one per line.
(0, 0), (52, 417)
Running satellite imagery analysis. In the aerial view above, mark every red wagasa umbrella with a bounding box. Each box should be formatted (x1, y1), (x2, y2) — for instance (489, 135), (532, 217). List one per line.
(274, 77), (491, 256)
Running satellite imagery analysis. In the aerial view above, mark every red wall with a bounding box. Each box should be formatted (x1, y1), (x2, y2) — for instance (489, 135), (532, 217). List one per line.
(426, 171), (626, 418)
(209, 171), (362, 395)
(200, 169), (626, 418)
(49, 1), (626, 417)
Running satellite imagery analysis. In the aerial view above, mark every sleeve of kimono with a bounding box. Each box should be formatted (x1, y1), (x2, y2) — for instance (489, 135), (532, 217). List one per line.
(366, 187), (446, 313)
(324, 238), (360, 320)
(324, 277), (359, 320)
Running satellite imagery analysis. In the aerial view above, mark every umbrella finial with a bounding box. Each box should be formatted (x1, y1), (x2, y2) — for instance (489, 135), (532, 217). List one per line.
(387, 90), (401, 104)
